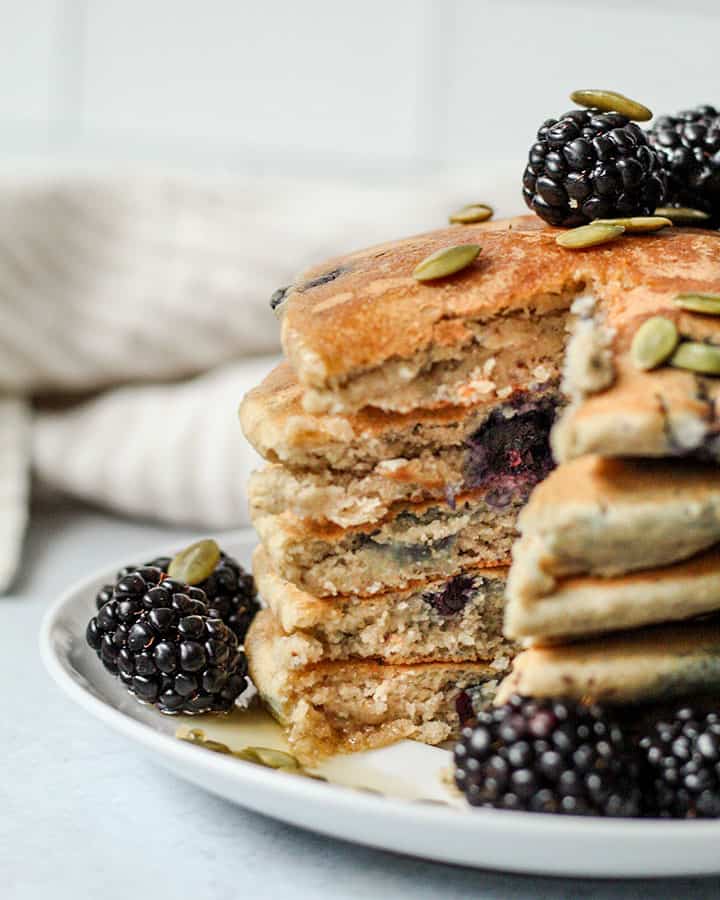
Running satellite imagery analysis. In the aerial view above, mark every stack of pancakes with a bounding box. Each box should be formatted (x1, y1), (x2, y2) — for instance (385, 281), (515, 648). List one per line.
(240, 217), (578, 760)
(240, 214), (720, 759)
(501, 223), (720, 708)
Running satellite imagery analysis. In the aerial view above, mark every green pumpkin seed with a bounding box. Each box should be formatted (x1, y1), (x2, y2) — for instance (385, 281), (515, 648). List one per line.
(570, 89), (652, 122)
(631, 317), (679, 370)
(232, 748), (263, 764)
(448, 203), (493, 225)
(556, 223), (625, 249)
(670, 341), (720, 376)
(594, 216), (672, 233)
(655, 206), (711, 225)
(202, 739), (233, 755)
(178, 730), (232, 754)
(241, 747), (300, 770)
(168, 538), (221, 585)
(412, 244), (481, 281)
(675, 293), (720, 316)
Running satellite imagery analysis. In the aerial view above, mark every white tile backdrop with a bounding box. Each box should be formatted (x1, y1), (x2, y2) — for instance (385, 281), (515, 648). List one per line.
(0, 0), (718, 175)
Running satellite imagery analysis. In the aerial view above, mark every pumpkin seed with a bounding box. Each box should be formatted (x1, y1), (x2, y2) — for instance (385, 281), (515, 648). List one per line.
(449, 203), (493, 225)
(675, 293), (720, 316)
(202, 739), (233, 755)
(570, 89), (652, 121)
(655, 206), (711, 225)
(594, 216), (672, 233)
(168, 538), (221, 585)
(412, 244), (481, 281)
(178, 730), (232, 754)
(555, 223), (625, 249)
(241, 747), (300, 770)
(631, 317), (679, 370)
(670, 341), (720, 376)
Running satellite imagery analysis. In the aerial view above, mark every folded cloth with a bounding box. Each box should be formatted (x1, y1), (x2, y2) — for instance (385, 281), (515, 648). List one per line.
(1, 170), (522, 591)
(0, 397), (30, 591)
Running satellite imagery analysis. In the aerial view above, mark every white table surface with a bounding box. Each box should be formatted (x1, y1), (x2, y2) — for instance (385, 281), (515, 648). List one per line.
(4, 498), (720, 900)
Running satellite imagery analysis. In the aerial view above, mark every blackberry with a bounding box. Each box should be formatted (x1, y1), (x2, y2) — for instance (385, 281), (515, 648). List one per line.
(193, 553), (259, 644)
(639, 706), (720, 818)
(648, 105), (720, 224)
(95, 559), (172, 611)
(97, 549), (258, 642)
(454, 695), (642, 816)
(423, 574), (477, 617)
(86, 569), (247, 715)
(464, 400), (556, 504)
(523, 108), (666, 227)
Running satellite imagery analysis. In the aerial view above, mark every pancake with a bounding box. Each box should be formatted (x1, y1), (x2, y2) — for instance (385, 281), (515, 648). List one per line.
(508, 455), (720, 603)
(243, 364), (559, 527)
(497, 619), (720, 706)
(246, 609), (499, 762)
(276, 216), (720, 415)
(253, 546), (514, 666)
(253, 489), (521, 597)
(553, 226), (720, 461)
(504, 545), (720, 645)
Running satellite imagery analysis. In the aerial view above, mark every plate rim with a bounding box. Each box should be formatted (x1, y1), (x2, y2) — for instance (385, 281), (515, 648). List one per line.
(38, 535), (720, 877)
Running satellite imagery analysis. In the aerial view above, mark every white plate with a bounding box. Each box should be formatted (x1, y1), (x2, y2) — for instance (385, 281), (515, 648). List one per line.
(40, 533), (720, 879)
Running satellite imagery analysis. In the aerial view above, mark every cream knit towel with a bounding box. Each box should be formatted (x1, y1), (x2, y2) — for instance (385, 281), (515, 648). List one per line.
(2, 170), (518, 592)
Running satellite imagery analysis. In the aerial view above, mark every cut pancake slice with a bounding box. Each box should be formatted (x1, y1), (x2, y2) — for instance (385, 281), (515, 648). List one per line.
(253, 546), (514, 666)
(509, 455), (720, 603)
(497, 619), (720, 707)
(254, 490), (520, 597)
(246, 609), (500, 762)
(242, 362), (560, 528)
(505, 546), (720, 645)
(277, 217), (719, 415)
(278, 217), (576, 415)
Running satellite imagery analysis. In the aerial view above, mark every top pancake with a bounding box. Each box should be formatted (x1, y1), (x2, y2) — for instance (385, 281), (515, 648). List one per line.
(277, 215), (720, 413)
(551, 227), (720, 461)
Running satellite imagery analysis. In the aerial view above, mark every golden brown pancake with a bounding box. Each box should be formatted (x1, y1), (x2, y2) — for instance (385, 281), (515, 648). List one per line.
(276, 216), (720, 416)
(552, 226), (720, 462)
(508, 454), (720, 601)
(497, 618), (720, 706)
(246, 608), (499, 762)
(253, 545), (513, 666)
(505, 545), (720, 644)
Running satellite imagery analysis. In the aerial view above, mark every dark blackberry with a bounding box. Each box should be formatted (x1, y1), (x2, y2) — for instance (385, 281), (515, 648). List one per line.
(648, 105), (720, 224)
(423, 574), (477, 617)
(639, 705), (720, 818)
(454, 695), (642, 816)
(523, 108), (666, 226)
(193, 553), (259, 644)
(86, 571), (247, 715)
(96, 549), (258, 642)
(464, 400), (556, 506)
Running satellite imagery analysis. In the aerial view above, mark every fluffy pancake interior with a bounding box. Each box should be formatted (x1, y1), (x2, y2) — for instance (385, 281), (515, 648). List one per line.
(247, 609), (500, 762)
(253, 546), (515, 666)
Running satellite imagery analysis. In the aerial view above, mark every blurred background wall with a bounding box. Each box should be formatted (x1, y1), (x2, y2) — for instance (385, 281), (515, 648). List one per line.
(2, 0), (719, 179)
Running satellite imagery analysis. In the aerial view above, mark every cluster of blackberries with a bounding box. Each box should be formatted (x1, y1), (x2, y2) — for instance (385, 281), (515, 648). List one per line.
(454, 695), (720, 819)
(524, 102), (720, 227)
(107, 551), (259, 644)
(523, 109), (666, 227)
(648, 106), (720, 224)
(86, 548), (258, 716)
